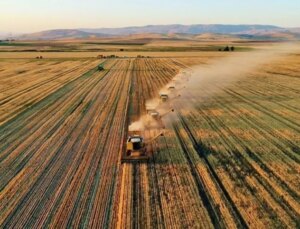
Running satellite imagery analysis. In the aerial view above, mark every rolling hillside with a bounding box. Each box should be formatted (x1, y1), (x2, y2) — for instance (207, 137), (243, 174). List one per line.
(15, 24), (300, 41)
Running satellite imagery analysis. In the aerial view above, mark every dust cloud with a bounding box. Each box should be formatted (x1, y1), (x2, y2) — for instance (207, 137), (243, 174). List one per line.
(176, 43), (300, 106)
(129, 120), (145, 132)
(130, 43), (300, 131)
(162, 43), (300, 114)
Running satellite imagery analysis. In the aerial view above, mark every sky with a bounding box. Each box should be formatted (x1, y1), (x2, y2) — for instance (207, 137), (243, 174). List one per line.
(1, 0), (300, 33)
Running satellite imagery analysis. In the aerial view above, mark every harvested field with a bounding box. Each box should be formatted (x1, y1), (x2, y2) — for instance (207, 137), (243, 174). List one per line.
(0, 47), (299, 228)
(114, 52), (300, 228)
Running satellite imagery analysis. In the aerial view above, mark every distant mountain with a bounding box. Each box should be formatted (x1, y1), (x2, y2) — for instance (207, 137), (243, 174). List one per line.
(18, 29), (109, 40)
(288, 27), (300, 33)
(81, 24), (283, 35)
(17, 24), (300, 40)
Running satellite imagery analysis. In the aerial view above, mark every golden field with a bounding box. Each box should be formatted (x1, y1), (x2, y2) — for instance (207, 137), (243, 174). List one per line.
(0, 40), (299, 228)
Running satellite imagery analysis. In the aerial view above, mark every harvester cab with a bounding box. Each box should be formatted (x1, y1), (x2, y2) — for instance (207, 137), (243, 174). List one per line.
(160, 93), (169, 102)
(168, 85), (176, 91)
(148, 109), (174, 120)
(149, 111), (160, 119)
(146, 109), (174, 129)
(126, 135), (145, 155)
(121, 131), (148, 163)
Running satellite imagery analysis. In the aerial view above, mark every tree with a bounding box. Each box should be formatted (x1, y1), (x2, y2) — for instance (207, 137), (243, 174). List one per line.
(224, 46), (230, 51)
(231, 46), (235, 51)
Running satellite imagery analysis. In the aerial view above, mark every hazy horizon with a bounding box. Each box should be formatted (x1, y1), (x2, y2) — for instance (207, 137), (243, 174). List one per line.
(1, 23), (292, 35)
(1, 0), (300, 34)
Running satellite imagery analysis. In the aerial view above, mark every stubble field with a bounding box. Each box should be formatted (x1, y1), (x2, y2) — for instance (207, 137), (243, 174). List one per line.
(0, 44), (299, 228)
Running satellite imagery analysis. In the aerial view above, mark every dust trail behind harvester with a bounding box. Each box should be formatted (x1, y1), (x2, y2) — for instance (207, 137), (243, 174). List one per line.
(132, 43), (300, 131)
(128, 120), (145, 131)
(163, 43), (300, 122)
(178, 43), (298, 102)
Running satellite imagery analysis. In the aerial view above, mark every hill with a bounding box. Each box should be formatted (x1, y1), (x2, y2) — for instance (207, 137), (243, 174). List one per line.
(17, 24), (300, 41)
(18, 29), (109, 40)
(81, 24), (282, 35)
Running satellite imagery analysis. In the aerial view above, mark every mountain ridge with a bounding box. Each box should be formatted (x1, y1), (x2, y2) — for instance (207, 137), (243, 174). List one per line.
(15, 24), (300, 40)
(80, 24), (283, 35)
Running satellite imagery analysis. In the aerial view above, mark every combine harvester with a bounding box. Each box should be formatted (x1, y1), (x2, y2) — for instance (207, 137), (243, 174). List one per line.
(160, 93), (169, 102)
(121, 108), (175, 163)
(167, 85), (176, 91)
(148, 108), (174, 128)
(159, 93), (181, 103)
(121, 71), (188, 163)
(121, 131), (164, 163)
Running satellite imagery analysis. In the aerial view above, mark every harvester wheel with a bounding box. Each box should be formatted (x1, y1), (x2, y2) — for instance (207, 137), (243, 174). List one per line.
(126, 150), (131, 156)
